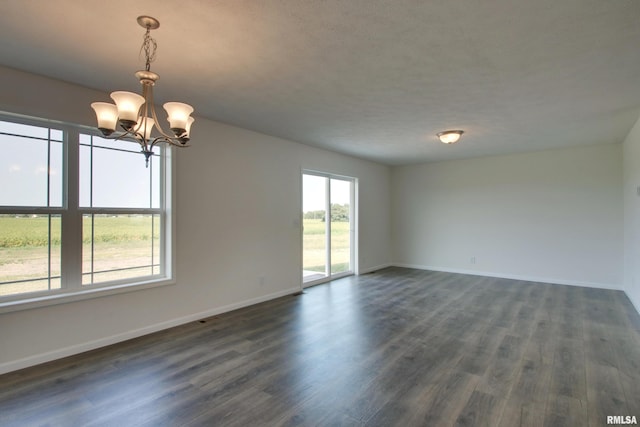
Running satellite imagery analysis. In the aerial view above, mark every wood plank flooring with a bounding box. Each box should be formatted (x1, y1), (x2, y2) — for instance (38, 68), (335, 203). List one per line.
(1, 267), (639, 426)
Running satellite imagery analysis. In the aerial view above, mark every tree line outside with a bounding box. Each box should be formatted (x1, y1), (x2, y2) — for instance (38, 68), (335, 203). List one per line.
(302, 204), (350, 222)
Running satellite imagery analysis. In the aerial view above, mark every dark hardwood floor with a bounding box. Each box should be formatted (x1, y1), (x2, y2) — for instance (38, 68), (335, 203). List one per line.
(1, 267), (639, 426)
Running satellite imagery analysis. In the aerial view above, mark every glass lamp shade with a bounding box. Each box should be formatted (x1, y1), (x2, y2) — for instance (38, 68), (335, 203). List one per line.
(185, 116), (195, 137)
(136, 116), (155, 140)
(163, 102), (194, 134)
(437, 130), (463, 144)
(91, 102), (118, 134)
(110, 91), (145, 125)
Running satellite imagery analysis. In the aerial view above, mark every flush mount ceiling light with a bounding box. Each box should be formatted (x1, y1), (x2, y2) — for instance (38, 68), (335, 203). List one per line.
(437, 130), (464, 144)
(91, 16), (195, 167)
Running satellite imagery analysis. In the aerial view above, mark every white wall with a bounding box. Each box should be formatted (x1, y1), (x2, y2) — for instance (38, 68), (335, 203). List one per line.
(623, 114), (640, 312)
(0, 64), (634, 374)
(0, 66), (391, 373)
(391, 144), (623, 289)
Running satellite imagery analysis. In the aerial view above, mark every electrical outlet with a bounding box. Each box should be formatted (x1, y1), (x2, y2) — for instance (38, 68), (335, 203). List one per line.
(259, 276), (265, 286)
(470, 256), (476, 265)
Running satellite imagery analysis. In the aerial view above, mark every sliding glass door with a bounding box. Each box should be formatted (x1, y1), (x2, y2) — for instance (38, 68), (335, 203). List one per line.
(302, 171), (355, 286)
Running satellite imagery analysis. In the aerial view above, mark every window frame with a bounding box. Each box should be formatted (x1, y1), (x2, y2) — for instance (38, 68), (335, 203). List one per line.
(0, 112), (176, 314)
(302, 170), (357, 288)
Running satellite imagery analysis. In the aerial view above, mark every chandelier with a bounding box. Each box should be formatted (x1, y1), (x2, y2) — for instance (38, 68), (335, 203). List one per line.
(91, 16), (195, 166)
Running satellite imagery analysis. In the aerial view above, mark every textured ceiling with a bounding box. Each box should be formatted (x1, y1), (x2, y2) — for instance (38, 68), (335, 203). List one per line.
(1, 0), (639, 165)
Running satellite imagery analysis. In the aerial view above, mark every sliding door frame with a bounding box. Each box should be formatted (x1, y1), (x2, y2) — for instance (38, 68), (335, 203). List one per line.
(302, 170), (356, 288)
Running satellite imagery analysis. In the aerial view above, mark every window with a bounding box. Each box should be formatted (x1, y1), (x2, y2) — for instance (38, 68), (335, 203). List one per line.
(79, 134), (163, 285)
(0, 121), (63, 296)
(0, 113), (173, 309)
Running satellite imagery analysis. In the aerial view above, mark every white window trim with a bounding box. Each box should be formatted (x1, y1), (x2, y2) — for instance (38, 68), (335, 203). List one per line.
(0, 112), (176, 314)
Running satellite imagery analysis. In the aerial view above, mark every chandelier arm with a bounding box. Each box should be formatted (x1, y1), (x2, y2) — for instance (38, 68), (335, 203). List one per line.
(139, 135), (151, 155)
(132, 94), (150, 151)
(98, 125), (139, 142)
(150, 136), (171, 149)
(151, 137), (191, 148)
(164, 139), (191, 148)
(114, 128), (136, 140)
(145, 84), (178, 141)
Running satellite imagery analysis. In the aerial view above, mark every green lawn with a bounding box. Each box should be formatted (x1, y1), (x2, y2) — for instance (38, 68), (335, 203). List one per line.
(1, 216), (351, 296)
(0, 215), (158, 296)
(303, 218), (351, 274)
(0, 215), (157, 248)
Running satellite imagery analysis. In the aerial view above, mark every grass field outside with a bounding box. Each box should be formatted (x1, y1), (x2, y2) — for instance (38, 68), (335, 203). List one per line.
(1, 216), (351, 297)
(0, 215), (159, 297)
(303, 218), (351, 275)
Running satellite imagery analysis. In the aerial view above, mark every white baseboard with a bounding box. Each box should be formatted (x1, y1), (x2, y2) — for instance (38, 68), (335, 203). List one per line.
(392, 263), (623, 291)
(0, 287), (299, 375)
(358, 263), (392, 275)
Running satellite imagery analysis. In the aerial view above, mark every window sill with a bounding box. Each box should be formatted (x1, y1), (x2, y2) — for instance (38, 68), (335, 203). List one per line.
(0, 277), (175, 314)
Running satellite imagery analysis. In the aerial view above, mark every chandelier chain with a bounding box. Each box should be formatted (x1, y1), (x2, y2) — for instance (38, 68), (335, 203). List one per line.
(140, 27), (157, 71)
